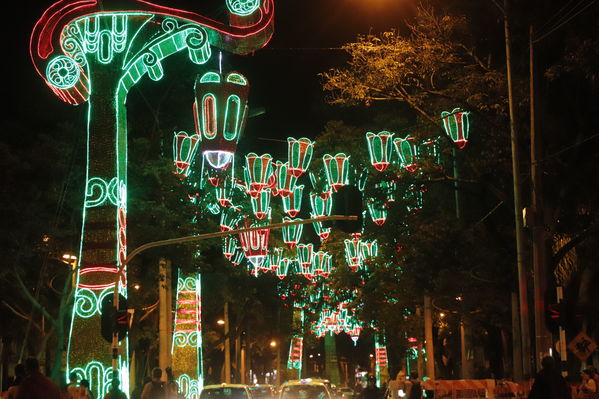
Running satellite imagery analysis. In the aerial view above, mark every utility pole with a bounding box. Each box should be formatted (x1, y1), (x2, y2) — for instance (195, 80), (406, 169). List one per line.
(530, 25), (552, 369)
(424, 295), (435, 379)
(504, 0), (532, 378)
(224, 301), (231, 383)
(158, 258), (172, 377)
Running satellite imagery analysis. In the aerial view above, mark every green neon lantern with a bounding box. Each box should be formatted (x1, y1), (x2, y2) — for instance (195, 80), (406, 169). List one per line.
(310, 192), (333, 218)
(441, 108), (470, 149)
(393, 136), (418, 172)
(287, 137), (314, 177)
(275, 161), (298, 197)
(323, 153), (350, 191)
(366, 131), (395, 172)
(359, 240), (378, 259)
(173, 131), (201, 176)
(282, 184), (304, 218)
(282, 218), (303, 248)
(250, 188), (271, 220)
(312, 251), (332, 278)
(276, 257), (293, 280)
(244, 153), (274, 198)
(344, 238), (362, 271)
(222, 236), (239, 260)
(297, 243), (314, 280)
(367, 200), (388, 226)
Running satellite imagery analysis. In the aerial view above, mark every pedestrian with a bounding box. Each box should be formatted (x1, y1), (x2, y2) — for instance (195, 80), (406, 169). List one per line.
(579, 369), (597, 393)
(6, 364), (25, 399)
(588, 366), (599, 391)
(16, 357), (61, 399)
(66, 373), (80, 399)
(103, 377), (127, 399)
(387, 371), (409, 399)
(527, 356), (571, 399)
(359, 376), (381, 399)
(164, 367), (179, 399)
(406, 372), (421, 399)
(141, 368), (165, 399)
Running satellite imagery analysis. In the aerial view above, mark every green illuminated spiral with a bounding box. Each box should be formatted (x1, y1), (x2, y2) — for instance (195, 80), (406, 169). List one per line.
(46, 56), (80, 89)
(74, 289), (97, 318)
(226, 0), (261, 16)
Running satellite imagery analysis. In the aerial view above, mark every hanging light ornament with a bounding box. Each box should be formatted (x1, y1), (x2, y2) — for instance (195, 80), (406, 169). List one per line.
(296, 243), (314, 280)
(282, 217), (303, 248)
(215, 179), (234, 207)
(393, 136), (418, 172)
(359, 239), (379, 260)
(276, 257), (293, 280)
(282, 184), (304, 218)
(244, 153), (274, 198)
(358, 168), (369, 192)
(419, 137), (441, 164)
(274, 161), (298, 198)
(312, 251), (332, 278)
(172, 131), (201, 176)
(441, 108), (470, 149)
(311, 218), (331, 241)
(287, 137), (314, 177)
(250, 188), (271, 219)
(269, 247), (284, 272)
(375, 181), (396, 203)
(238, 221), (270, 267)
(344, 238), (362, 271)
(323, 153), (350, 192)
(406, 184), (424, 212)
(194, 71), (249, 169)
(310, 192), (333, 218)
(220, 207), (242, 232)
(230, 248), (245, 266)
(222, 236), (239, 260)
(366, 131), (395, 172)
(367, 200), (388, 226)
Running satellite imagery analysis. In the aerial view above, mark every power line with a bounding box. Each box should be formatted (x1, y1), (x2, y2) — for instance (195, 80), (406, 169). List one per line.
(533, 132), (599, 164)
(534, 0), (597, 43)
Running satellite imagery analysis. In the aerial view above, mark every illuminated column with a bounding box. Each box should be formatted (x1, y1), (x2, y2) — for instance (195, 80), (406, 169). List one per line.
(30, 1), (274, 397)
(172, 272), (203, 399)
(374, 334), (389, 388)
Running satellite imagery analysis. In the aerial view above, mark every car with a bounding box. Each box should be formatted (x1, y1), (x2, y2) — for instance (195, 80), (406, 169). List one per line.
(279, 379), (333, 399)
(200, 384), (254, 399)
(336, 387), (355, 399)
(249, 384), (277, 399)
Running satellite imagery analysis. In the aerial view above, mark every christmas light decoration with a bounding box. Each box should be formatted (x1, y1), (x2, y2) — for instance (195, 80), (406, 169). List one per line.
(250, 188), (271, 219)
(31, 0), (275, 389)
(323, 153), (350, 191)
(287, 137), (314, 177)
(274, 161), (298, 197)
(172, 272), (203, 396)
(215, 179), (235, 207)
(374, 334), (388, 388)
(193, 71), (250, 169)
(282, 184), (304, 218)
(393, 136), (418, 172)
(366, 131), (394, 172)
(226, 0), (261, 16)
(344, 238), (362, 271)
(239, 222), (270, 267)
(276, 257), (293, 280)
(441, 108), (470, 149)
(367, 200), (388, 226)
(310, 192), (333, 218)
(230, 249), (245, 266)
(375, 181), (396, 203)
(222, 236), (239, 260)
(220, 207), (242, 232)
(359, 240), (378, 259)
(296, 243), (314, 280)
(358, 168), (369, 192)
(287, 336), (304, 370)
(244, 153), (274, 198)
(312, 251), (332, 278)
(418, 137), (441, 164)
(311, 218), (331, 241)
(173, 131), (201, 176)
(405, 184), (424, 212)
(282, 218), (303, 248)
(269, 247), (284, 272)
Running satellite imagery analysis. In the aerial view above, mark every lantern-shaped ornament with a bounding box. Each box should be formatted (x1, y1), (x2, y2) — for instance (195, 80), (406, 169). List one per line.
(312, 251), (332, 278)
(239, 222), (270, 268)
(323, 153), (350, 192)
(215, 179), (234, 207)
(344, 238), (362, 271)
(173, 131), (201, 176)
(366, 131), (395, 172)
(393, 136), (418, 172)
(220, 207), (242, 232)
(367, 200), (388, 226)
(222, 236), (239, 260)
(276, 257), (293, 280)
(282, 184), (304, 218)
(230, 248), (245, 266)
(269, 247), (284, 272)
(441, 108), (470, 149)
(419, 137), (441, 164)
(244, 153), (274, 198)
(287, 137), (314, 177)
(194, 71), (249, 169)
(250, 188), (271, 219)
(406, 184), (424, 212)
(358, 168), (369, 192)
(310, 192), (333, 218)
(376, 181), (396, 203)
(312, 218), (331, 241)
(275, 161), (298, 198)
(282, 217), (303, 248)
(359, 239), (379, 259)
(296, 243), (314, 280)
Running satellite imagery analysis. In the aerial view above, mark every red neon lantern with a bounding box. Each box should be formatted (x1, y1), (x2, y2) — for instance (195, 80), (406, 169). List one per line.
(173, 131), (201, 176)
(366, 131), (394, 172)
(244, 153), (274, 198)
(275, 161), (298, 198)
(287, 137), (314, 177)
(323, 153), (350, 192)
(239, 222), (270, 268)
(282, 184), (304, 218)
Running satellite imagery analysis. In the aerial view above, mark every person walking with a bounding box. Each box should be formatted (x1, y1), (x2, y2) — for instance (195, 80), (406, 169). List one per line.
(406, 372), (421, 399)
(141, 368), (165, 399)
(6, 364), (26, 399)
(360, 376), (382, 399)
(527, 356), (571, 399)
(16, 357), (61, 399)
(103, 378), (127, 399)
(164, 367), (179, 399)
(580, 369), (598, 394)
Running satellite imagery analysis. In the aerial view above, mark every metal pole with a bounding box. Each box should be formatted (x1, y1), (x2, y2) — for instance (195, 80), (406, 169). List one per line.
(530, 25), (551, 369)
(224, 302), (231, 383)
(556, 286), (567, 377)
(424, 295), (435, 379)
(504, 0), (532, 378)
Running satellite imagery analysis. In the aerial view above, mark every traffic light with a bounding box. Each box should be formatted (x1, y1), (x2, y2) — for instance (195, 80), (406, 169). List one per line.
(546, 303), (566, 331)
(333, 185), (363, 234)
(100, 294), (128, 343)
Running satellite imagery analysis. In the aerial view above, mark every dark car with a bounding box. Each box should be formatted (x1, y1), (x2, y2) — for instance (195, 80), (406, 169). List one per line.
(250, 385), (276, 399)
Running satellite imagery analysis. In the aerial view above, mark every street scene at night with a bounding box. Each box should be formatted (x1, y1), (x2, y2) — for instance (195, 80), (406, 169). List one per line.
(1, 0), (598, 398)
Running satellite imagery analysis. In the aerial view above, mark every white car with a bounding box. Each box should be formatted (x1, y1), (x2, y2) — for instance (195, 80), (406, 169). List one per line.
(200, 384), (254, 399)
(279, 379), (333, 399)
